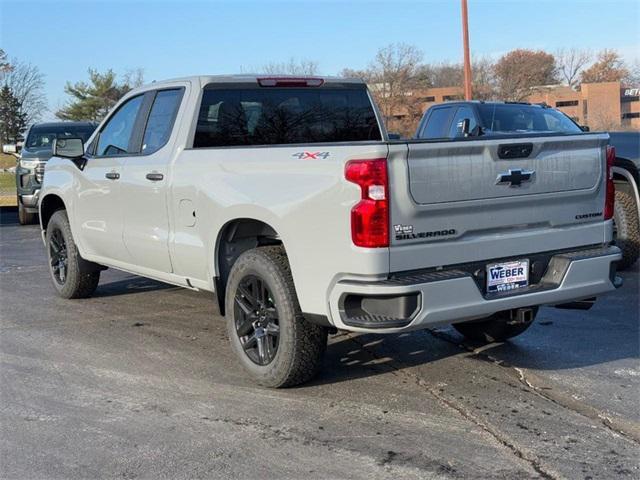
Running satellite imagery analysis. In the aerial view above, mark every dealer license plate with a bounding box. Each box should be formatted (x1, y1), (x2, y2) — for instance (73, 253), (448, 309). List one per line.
(486, 260), (529, 293)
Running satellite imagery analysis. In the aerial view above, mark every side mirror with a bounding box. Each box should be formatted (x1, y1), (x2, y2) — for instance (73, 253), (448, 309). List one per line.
(2, 144), (17, 154)
(388, 132), (401, 140)
(3, 144), (21, 159)
(457, 118), (471, 137)
(53, 137), (84, 158)
(580, 125), (590, 132)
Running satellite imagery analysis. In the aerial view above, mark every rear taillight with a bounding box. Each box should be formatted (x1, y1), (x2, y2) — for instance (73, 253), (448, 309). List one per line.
(604, 146), (615, 220)
(345, 158), (389, 248)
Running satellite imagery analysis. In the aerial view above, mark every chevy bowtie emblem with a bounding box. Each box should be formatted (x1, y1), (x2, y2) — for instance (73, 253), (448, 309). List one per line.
(495, 168), (535, 187)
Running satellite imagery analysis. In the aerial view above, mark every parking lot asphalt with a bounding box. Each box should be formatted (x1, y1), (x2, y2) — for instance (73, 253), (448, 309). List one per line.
(1, 208), (638, 479)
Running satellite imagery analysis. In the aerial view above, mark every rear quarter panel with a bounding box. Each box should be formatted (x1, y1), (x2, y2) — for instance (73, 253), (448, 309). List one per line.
(170, 143), (390, 315)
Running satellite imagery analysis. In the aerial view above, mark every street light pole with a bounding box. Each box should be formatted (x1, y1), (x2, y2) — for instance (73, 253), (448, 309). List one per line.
(461, 0), (473, 100)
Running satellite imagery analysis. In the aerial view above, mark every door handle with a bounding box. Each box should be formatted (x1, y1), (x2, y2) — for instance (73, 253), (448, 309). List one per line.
(146, 172), (164, 182)
(105, 172), (120, 180)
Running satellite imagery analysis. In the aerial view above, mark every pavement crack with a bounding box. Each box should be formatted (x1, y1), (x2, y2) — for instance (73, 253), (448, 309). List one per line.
(427, 328), (640, 445)
(347, 335), (561, 480)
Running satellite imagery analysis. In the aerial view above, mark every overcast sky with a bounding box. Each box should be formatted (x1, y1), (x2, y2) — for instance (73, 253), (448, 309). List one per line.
(1, 0), (639, 119)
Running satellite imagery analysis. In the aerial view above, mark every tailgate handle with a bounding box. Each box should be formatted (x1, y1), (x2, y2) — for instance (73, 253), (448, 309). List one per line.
(498, 143), (533, 159)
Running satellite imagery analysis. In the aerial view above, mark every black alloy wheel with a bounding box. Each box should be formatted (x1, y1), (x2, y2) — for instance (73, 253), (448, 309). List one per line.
(49, 228), (68, 285)
(234, 275), (280, 365)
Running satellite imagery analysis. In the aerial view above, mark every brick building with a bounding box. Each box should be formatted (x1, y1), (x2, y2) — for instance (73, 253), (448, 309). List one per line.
(389, 82), (640, 132)
(528, 82), (640, 130)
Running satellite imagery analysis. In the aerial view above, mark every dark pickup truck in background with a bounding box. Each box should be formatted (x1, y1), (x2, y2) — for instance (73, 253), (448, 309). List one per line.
(415, 102), (639, 269)
(5, 122), (96, 225)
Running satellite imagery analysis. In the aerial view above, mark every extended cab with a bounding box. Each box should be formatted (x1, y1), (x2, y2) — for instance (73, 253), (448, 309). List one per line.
(39, 76), (622, 387)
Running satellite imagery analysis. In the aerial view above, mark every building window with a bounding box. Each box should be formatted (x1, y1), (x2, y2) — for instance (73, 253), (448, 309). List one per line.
(621, 96), (640, 103)
(443, 95), (463, 101)
(556, 100), (579, 107)
(420, 96), (436, 102)
(622, 112), (640, 119)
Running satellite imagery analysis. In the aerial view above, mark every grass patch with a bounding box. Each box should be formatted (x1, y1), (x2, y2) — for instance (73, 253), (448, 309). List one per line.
(0, 196), (17, 207)
(0, 153), (18, 169)
(0, 172), (15, 189)
(0, 172), (16, 206)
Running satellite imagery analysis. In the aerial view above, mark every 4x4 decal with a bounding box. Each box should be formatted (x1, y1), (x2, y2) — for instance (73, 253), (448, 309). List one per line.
(292, 151), (331, 160)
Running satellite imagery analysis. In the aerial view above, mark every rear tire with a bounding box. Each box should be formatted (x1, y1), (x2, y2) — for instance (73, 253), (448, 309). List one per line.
(18, 197), (36, 225)
(46, 210), (100, 299)
(613, 189), (639, 270)
(225, 246), (328, 388)
(453, 307), (538, 343)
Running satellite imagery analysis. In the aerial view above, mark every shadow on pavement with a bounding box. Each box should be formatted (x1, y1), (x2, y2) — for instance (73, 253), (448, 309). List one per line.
(307, 265), (639, 385)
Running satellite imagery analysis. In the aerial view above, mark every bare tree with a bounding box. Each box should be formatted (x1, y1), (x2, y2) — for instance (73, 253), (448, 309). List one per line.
(471, 56), (497, 100)
(123, 68), (145, 88)
(366, 43), (424, 135)
(556, 48), (591, 87)
(1, 58), (47, 126)
(581, 49), (629, 84)
(626, 60), (640, 85)
(261, 58), (319, 75)
(413, 57), (496, 99)
(339, 68), (371, 82)
(419, 61), (463, 88)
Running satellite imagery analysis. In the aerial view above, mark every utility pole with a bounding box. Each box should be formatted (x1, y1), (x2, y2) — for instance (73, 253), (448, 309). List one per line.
(461, 0), (473, 100)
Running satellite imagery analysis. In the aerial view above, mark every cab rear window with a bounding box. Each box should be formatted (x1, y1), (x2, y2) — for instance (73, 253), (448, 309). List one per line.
(193, 85), (381, 147)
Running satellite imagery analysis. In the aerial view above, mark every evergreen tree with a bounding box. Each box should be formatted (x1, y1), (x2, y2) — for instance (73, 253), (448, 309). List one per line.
(0, 85), (26, 144)
(56, 69), (142, 122)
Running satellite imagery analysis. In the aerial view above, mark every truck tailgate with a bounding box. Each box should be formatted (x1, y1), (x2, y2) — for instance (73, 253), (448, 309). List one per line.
(387, 134), (610, 272)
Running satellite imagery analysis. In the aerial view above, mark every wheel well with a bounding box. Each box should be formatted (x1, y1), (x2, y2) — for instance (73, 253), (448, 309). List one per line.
(215, 219), (282, 315)
(614, 157), (639, 185)
(40, 195), (66, 231)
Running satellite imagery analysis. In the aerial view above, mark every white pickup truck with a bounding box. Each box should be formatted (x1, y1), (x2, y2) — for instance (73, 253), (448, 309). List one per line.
(40, 75), (622, 387)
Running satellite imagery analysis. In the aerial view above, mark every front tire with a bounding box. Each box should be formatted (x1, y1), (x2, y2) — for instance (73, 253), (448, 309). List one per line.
(46, 210), (100, 299)
(225, 246), (328, 388)
(18, 196), (37, 225)
(453, 307), (538, 343)
(613, 189), (639, 270)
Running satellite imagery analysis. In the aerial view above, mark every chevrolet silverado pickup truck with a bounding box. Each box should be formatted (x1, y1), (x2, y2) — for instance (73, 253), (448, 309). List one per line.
(39, 76), (622, 387)
(10, 122), (96, 225)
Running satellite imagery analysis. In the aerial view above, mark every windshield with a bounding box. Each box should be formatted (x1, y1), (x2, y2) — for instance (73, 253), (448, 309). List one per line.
(477, 104), (582, 134)
(25, 125), (96, 149)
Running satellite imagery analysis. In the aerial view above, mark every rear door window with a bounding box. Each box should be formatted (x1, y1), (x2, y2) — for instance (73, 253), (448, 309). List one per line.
(193, 85), (381, 147)
(141, 89), (183, 154)
(419, 107), (453, 139)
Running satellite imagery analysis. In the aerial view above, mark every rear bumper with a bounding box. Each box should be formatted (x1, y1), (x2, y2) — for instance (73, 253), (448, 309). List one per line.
(328, 245), (622, 333)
